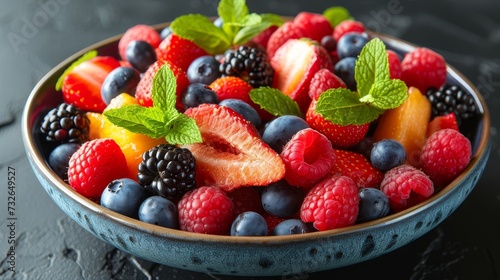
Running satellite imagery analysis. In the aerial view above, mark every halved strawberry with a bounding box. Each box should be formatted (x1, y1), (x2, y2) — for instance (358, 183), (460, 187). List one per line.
(156, 33), (209, 72)
(61, 56), (121, 113)
(266, 21), (306, 60)
(271, 39), (333, 112)
(306, 99), (370, 148)
(135, 60), (189, 110)
(328, 149), (384, 189)
(426, 112), (459, 138)
(293, 12), (334, 42)
(182, 104), (285, 191)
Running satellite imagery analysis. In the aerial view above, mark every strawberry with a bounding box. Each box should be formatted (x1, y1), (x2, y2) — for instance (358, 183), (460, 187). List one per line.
(118, 24), (162, 61)
(332, 20), (366, 41)
(426, 112), (459, 138)
(208, 76), (253, 104)
(308, 68), (346, 100)
(61, 56), (121, 113)
(251, 25), (279, 49)
(293, 12), (334, 42)
(271, 39), (333, 112)
(67, 138), (129, 201)
(328, 149), (384, 189)
(135, 60), (189, 109)
(182, 104), (285, 191)
(266, 21), (306, 60)
(306, 100), (370, 148)
(156, 33), (209, 72)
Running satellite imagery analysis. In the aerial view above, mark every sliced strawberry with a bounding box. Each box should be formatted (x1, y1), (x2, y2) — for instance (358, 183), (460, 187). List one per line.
(62, 56), (121, 113)
(329, 149), (384, 189)
(266, 21), (306, 60)
(156, 33), (209, 72)
(135, 60), (189, 110)
(293, 12), (334, 42)
(306, 99), (370, 148)
(118, 24), (162, 61)
(271, 39), (333, 112)
(426, 112), (459, 138)
(182, 104), (285, 191)
(308, 68), (346, 100)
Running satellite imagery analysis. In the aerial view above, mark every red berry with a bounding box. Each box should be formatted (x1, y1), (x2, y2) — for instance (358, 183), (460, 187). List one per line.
(420, 128), (472, 188)
(332, 20), (365, 41)
(300, 175), (359, 231)
(262, 211), (287, 236)
(308, 68), (346, 100)
(329, 149), (384, 189)
(293, 12), (334, 42)
(280, 128), (336, 188)
(67, 138), (129, 201)
(401, 47), (447, 93)
(118, 24), (161, 61)
(227, 187), (264, 217)
(209, 76), (253, 104)
(387, 50), (402, 79)
(156, 33), (209, 72)
(177, 186), (234, 235)
(380, 164), (434, 212)
(251, 25), (278, 49)
(266, 21), (306, 60)
(426, 112), (459, 138)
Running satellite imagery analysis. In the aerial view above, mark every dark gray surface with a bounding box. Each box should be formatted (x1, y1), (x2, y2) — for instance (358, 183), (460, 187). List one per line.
(1, 0), (499, 279)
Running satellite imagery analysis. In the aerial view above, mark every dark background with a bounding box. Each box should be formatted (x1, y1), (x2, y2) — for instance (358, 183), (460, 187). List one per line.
(1, 0), (499, 279)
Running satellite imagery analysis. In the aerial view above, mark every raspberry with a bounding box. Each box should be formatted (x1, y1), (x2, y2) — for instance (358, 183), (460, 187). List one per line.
(118, 24), (161, 61)
(280, 128), (336, 188)
(332, 20), (366, 41)
(420, 129), (472, 188)
(401, 47), (447, 93)
(308, 68), (346, 100)
(387, 50), (402, 79)
(67, 138), (129, 201)
(177, 186), (234, 234)
(300, 175), (359, 231)
(380, 165), (434, 212)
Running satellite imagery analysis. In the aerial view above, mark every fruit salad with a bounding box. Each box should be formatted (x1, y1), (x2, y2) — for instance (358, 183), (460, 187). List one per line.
(38, 0), (479, 236)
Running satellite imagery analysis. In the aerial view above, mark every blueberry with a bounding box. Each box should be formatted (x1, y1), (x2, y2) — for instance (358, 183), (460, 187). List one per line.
(370, 139), (407, 171)
(320, 35), (337, 52)
(357, 188), (391, 223)
(48, 143), (81, 180)
(213, 17), (223, 28)
(336, 32), (369, 59)
(261, 180), (304, 218)
(181, 83), (219, 109)
(261, 115), (309, 153)
(219, 99), (261, 128)
(138, 196), (179, 229)
(100, 178), (148, 218)
(273, 219), (312, 235)
(160, 26), (172, 40)
(125, 40), (157, 73)
(101, 66), (141, 104)
(334, 57), (357, 91)
(230, 211), (268, 236)
(187, 55), (221, 85)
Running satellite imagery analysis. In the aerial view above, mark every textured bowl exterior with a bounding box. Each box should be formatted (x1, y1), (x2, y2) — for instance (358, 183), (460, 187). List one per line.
(22, 26), (491, 276)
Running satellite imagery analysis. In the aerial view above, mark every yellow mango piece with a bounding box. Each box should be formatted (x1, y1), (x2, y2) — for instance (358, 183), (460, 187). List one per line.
(373, 87), (432, 166)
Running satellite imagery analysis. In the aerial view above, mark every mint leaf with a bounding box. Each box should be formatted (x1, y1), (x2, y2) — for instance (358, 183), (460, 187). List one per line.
(249, 87), (303, 117)
(355, 38), (390, 98)
(233, 13), (284, 45)
(323, 6), (352, 27)
(366, 79), (408, 110)
(164, 114), (202, 144)
(218, 0), (248, 39)
(316, 88), (382, 125)
(103, 106), (168, 139)
(151, 64), (177, 110)
(170, 14), (231, 54)
(260, 13), (286, 26)
(55, 50), (98, 91)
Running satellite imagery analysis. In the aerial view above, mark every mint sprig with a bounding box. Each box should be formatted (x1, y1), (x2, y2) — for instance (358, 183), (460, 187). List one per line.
(249, 87), (303, 117)
(55, 50), (98, 91)
(323, 6), (352, 27)
(170, 0), (284, 54)
(103, 64), (202, 145)
(316, 38), (408, 125)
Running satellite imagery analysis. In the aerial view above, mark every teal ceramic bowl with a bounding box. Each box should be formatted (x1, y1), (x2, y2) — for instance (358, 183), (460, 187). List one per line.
(22, 25), (491, 276)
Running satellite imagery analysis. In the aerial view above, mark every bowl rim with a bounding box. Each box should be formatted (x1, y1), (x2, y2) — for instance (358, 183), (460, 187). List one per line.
(21, 23), (491, 245)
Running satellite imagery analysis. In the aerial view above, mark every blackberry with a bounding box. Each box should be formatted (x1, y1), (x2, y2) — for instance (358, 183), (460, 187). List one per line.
(40, 103), (90, 143)
(219, 45), (274, 88)
(426, 84), (478, 125)
(138, 144), (196, 200)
